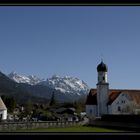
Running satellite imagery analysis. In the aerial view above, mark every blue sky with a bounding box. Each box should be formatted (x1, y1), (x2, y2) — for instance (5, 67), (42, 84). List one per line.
(0, 6), (140, 89)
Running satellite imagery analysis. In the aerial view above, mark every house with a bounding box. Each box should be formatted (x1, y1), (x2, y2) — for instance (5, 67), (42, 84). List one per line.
(86, 60), (140, 119)
(55, 107), (76, 114)
(50, 107), (79, 121)
(0, 97), (7, 120)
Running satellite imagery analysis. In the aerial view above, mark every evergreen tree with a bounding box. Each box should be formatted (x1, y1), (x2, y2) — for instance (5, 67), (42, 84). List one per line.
(49, 92), (56, 106)
(1, 95), (16, 113)
(24, 99), (33, 115)
(74, 101), (82, 114)
(8, 96), (16, 113)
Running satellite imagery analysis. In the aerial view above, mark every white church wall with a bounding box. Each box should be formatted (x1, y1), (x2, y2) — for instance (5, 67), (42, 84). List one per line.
(109, 93), (130, 114)
(86, 105), (97, 119)
(122, 100), (139, 114)
(97, 83), (109, 116)
(108, 105), (112, 114)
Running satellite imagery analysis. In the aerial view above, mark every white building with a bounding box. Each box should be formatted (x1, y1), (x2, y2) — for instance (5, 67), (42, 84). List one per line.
(0, 97), (7, 120)
(86, 61), (140, 119)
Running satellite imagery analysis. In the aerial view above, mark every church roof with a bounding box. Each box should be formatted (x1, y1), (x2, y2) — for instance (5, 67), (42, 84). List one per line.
(0, 97), (7, 110)
(85, 89), (97, 105)
(107, 90), (122, 105)
(123, 90), (140, 105)
(86, 89), (140, 106)
(108, 89), (140, 105)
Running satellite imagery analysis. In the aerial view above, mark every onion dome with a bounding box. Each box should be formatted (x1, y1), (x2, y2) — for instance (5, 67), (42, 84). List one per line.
(97, 61), (108, 72)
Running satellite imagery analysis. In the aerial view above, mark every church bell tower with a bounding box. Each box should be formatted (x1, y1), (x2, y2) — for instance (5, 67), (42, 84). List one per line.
(96, 60), (109, 117)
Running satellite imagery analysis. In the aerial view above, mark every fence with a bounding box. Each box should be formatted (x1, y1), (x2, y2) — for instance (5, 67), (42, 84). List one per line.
(89, 119), (140, 131)
(0, 121), (82, 131)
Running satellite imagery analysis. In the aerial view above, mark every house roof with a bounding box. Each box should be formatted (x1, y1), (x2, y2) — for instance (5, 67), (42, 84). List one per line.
(55, 107), (76, 113)
(0, 97), (7, 110)
(86, 88), (140, 105)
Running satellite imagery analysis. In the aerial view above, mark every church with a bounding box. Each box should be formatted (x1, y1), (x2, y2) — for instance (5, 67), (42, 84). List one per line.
(86, 61), (140, 119)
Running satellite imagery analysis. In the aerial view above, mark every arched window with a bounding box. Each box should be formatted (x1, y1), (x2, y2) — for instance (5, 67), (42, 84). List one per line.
(118, 106), (121, 111)
(90, 109), (92, 114)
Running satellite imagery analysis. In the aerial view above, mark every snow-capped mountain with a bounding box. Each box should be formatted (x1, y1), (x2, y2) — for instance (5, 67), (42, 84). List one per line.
(39, 75), (90, 96)
(7, 72), (90, 101)
(8, 71), (44, 85)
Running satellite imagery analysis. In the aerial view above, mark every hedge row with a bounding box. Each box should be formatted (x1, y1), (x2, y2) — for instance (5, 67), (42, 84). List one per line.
(101, 115), (140, 123)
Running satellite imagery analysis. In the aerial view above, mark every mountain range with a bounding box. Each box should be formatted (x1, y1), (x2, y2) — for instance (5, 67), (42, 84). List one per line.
(0, 71), (90, 104)
(8, 71), (44, 85)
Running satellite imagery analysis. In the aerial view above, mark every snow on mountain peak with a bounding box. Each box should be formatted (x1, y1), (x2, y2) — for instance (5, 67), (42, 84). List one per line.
(39, 75), (90, 96)
(8, 72), (90, 97)
(8, 72), (44, 85)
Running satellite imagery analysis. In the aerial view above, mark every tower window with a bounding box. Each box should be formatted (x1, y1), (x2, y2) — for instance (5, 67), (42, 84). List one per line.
(103, 76), (105, 80)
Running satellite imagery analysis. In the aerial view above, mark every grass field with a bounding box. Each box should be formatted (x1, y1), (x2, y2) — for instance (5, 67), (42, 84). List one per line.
(15, 126), (128, 132)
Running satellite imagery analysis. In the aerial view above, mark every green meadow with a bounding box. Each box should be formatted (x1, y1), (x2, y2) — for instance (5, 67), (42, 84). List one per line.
(15, 126), (128, 132)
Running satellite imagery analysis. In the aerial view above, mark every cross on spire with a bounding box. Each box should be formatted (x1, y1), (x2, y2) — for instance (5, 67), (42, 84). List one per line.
(101, 58), (103, 62)
(101, 53), (103, 62)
